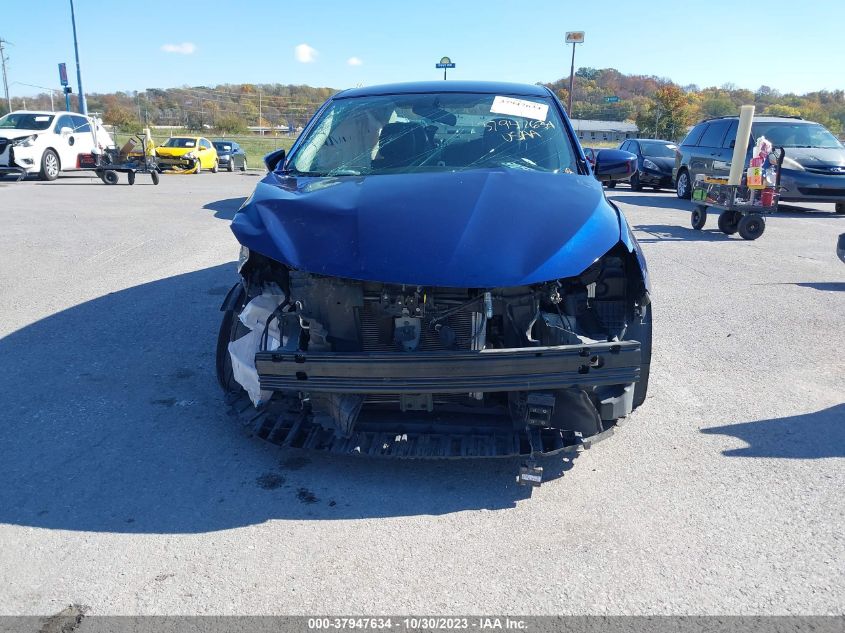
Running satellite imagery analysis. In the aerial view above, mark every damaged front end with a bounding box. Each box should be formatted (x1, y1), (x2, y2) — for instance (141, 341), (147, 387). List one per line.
(218, 242), (651, 473)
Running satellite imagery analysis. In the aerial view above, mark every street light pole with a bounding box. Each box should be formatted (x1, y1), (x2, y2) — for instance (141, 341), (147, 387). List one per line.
(69, 0), (86, 114)
(567, 42), (575, 115)
(564, 32), (584, 116)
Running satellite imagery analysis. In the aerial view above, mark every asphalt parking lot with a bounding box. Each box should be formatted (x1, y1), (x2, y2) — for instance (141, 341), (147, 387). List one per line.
(0, 172), (843, 616)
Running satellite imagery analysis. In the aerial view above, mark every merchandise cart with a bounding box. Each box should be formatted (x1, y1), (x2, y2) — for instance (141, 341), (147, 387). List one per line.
(689, 146), (785, 240)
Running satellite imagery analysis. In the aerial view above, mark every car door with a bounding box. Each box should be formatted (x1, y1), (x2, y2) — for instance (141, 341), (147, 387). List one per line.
(70, 115), (96, 162)
(52, 114), (79, 170)
(198, 138), (215, 169)
(712, 120), (738, 179)
(690, 120), (731, 181)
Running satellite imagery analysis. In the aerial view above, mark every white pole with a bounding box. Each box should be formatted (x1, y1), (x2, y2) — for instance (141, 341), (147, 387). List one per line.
(728, 105), (755, 186)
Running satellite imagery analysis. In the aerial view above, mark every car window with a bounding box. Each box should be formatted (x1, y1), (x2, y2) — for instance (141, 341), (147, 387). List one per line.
(751, 121), (843, 149)
(698, 121), (731, 148)
(162, 137), (197, 148)
(722, 121), (738, 148)
(681, 123), (707, 147)
(630, 141), (640, 154)
(54, 115), (75, 132)
(290, 92), (578, 176)
(70, 115), (92, 133)
(200, 139), (212, 149)
(0, 112), (55, 130)
(639, 141), (678, 158)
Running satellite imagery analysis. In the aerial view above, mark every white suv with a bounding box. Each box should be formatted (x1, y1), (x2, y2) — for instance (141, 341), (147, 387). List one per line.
(0, 110), (114, 180)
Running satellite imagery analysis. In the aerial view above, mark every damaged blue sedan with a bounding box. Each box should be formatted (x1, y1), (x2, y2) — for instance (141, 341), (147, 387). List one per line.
(216, 81), (648, 484)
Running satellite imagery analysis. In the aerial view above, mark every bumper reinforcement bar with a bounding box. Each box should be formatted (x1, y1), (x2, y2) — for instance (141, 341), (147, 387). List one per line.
(256, 341), (641, 394)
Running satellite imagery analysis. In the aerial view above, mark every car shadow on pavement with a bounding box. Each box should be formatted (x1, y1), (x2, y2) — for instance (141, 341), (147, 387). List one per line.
(700, 403), (845, 458)
(0, 264), (569, 535)
(633, 224), (729, 243)
(608, 192), (691, 211)
(203, 197), (247, 220)
(795, 282), (845, 292)
(775, 204), (843, 218)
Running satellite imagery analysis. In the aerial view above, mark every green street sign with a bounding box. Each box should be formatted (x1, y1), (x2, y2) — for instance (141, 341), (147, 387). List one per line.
(604, 96), (620, 103)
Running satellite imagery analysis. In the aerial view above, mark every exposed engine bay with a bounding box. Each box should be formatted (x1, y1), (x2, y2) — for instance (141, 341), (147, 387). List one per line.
(218, 244), (651, 474)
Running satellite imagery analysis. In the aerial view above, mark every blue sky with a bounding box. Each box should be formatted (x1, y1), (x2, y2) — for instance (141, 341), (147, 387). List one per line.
(2, 0), (843, 98)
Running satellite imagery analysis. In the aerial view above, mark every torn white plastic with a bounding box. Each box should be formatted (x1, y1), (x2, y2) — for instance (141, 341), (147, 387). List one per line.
(490, 96), (549, 121)
(228, 291), (286, 407)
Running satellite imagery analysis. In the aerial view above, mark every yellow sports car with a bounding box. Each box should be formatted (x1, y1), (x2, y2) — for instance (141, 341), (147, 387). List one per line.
(155, 136), (219, 173)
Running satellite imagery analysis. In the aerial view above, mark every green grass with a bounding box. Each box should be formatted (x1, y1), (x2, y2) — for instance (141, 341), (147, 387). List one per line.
(111, 128), (296, 168)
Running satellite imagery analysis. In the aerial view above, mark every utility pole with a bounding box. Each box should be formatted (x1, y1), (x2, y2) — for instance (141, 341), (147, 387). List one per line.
(0, 39), (11, 113)
(258, 91), (262, 135)
(69, 0), (87, 114)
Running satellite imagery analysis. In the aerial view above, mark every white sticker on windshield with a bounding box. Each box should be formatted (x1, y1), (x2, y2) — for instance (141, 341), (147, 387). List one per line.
(35, 116), (50, 121)
(490, 96), (548, 121)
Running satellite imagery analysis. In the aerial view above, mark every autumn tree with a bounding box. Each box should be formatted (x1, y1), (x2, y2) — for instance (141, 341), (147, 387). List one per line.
(636, 85), (692, 140)
(103, 104), (139, 130)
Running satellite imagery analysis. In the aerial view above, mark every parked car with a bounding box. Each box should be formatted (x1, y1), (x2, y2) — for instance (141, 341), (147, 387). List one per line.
(674, 115), (845, 213)
(838, 233), (845, 264)
(215, 81), (649, 478)
(212, 140), (247, 172)
(616, 138), (677, 191)
(155, 136), (218, 173)
(583, 146), (598, 167)
(0, 110), (113, 180)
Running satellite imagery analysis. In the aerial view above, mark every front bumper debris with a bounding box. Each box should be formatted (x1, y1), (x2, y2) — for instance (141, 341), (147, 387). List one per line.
(255, 341), (641, 394)
(156, 156), (198, 173)
(247, 400), (617, 459)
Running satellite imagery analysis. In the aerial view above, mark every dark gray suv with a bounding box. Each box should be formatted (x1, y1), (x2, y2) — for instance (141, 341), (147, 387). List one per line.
(673, 116), (845, 214)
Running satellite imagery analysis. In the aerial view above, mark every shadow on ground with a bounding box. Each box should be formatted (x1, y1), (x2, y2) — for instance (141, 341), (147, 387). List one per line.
(794, 282), (845, 292)
(203, 197), (247, 221)
(0, 265), (568, 534)
(633, 223), (730, 243)
(608, 192), (692, 211)
(701, 404), (845, 458)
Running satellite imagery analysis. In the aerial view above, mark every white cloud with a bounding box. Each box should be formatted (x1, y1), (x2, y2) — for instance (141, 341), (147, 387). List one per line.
(295, 43), (318, 63)
(347, 57), (363, 66)
(161, 42), (196, 55)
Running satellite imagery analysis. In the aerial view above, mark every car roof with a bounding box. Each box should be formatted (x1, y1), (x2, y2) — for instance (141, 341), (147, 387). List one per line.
(335, 80), (552, 99)
(697, 115), (809, 124)
(631, 138), (675, 143)
(6, 110), (89, 116)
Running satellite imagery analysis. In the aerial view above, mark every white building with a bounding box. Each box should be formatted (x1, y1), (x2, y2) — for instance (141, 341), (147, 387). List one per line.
(570, 119), (638, 143)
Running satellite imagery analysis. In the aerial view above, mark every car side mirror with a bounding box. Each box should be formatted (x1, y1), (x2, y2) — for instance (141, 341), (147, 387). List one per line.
(594, 149), (637, 182)
(60, 127), (73, 135)
(264, 148), (286, 172)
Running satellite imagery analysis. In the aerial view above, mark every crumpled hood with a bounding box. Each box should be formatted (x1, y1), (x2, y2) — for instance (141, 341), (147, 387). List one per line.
(784, 147), (845, 168)
(155, 146), (195, 157)
(231, 169), (621, 287)
(0, 129), (41, 140)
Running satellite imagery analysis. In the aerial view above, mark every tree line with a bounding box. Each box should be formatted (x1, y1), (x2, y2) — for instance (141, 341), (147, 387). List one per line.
(3, 71), (844, 142)
(545, 67), (845, 141)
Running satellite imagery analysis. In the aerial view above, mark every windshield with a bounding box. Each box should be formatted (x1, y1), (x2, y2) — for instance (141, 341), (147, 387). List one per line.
(213, 142), (232, 151)
(289, 92), (577, 176)
(639, 141), (677, 158)
(751, 122), (843, 149)
(162, 137), (197, 148)
(0, 113), (55, 131)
